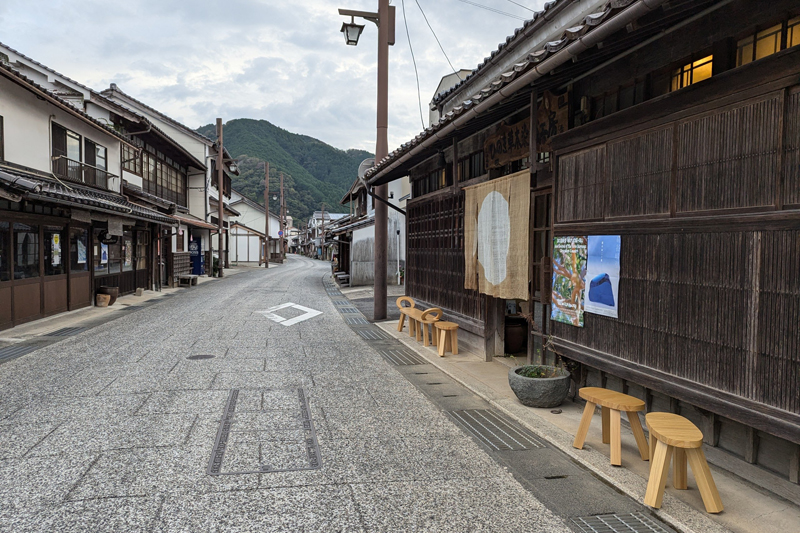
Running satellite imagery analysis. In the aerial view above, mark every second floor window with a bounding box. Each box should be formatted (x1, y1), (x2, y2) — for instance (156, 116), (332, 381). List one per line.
(671, 55), (713, 92)
(737, 17), (800, 67)
(51, 123), (82, 183)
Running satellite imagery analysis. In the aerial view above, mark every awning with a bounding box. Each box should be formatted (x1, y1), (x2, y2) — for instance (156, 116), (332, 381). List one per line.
(171, 213), (217, 230)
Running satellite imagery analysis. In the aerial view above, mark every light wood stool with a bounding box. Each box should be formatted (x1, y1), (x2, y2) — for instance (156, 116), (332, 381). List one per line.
(395, 296), (416, 335)
(573, 387), (649, 466)
(434, 321), (459, 357)
(644, 413), (723, 513)
(418, 308), (442, 347)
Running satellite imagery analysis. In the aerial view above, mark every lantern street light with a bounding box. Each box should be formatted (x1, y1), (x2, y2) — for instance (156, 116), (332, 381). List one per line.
(338, 1), (394, 320)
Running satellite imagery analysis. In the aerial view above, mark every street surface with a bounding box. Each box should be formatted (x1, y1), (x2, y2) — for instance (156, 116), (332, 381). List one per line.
(0, 256), (646, 532)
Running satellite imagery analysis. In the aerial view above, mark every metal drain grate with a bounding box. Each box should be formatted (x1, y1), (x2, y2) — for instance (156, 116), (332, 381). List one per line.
(339, 307), (360, 314)
(355, 328), (393, 341)
(572, 513), (675, 533)
(448, 409), (545, 451)
(332, 300), (350, 306)
(345, 316), (370, 325)
(0, 345), (38, 362)
(377, 347), (427, 365)
(43, 327), (87, 337)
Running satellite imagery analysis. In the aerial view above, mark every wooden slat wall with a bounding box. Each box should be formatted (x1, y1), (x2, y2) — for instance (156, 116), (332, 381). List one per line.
(556, 146), (605, 222)
(677, 94), (781, 212)
(407, 193), (485, 321)
(607, 128), (672, 217)
(784, 88), (800, 207)
(551, 229), (800, 414)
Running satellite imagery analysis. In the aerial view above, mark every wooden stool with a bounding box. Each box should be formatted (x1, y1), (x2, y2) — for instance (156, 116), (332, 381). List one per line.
(434, 321), (458, 357)
(573, 387), (649, 466)
(418, 308), (442, 346)
(644, 413), (723, 513)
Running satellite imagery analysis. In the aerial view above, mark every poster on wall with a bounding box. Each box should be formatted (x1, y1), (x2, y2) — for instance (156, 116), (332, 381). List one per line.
(551, 236), (587, 327)
(77, 239), (87, 264)
(51, 234), (61, 266)
(101, 243), (108, 265)
(585, 235), (621, 318)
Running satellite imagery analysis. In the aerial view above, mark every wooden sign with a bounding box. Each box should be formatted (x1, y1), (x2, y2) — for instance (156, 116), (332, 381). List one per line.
(484, 119), (531, 169)
(537, 90), (569, 153)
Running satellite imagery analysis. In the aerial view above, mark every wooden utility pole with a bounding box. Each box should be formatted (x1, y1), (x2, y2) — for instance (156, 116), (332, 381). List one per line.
(321, 202), (325, 261)
(264, 161), (269, 268)
(216, 118), (224, 278)
(279, 172), (285, 262)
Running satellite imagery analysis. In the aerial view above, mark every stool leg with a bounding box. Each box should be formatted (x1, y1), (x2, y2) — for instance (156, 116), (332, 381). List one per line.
(416, 321), (422, 342)
(445, 331), (452, 353)
(422, 324), (430, 347)
(644, 440), (673, 509)
(432, 326), (437, 346)
(673, 448), (687, 489)
(610, 409), (622, 466)
(397, 314), (405, 332)
(438, 329), (446, 357)
(452, 329), (458, 355)
(573, 401), (596, 449)
(627, 411), (650, 461)
(409, 319), (416, 337)
(649, 429), (656, 462)
(686, 447), (724, 513)
(602, 407), (611, 444)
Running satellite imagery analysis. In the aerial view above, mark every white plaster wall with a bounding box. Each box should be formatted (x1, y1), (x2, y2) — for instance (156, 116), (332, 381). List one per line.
(122, 169), (143, 189)
(0, 77), (121, 191)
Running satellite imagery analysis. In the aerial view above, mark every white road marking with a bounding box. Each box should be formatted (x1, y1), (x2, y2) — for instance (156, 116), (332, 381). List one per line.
(256, 303), (323, 326)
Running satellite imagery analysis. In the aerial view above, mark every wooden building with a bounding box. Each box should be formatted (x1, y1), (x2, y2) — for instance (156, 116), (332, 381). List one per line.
(366, 0), (800, 484)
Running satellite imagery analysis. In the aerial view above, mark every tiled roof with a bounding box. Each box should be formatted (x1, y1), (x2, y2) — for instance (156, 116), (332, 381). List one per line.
(0, 41), (94, 95)
(172, 213), (217, 230)
(366, 0), (644, 182)
(0, 168), (175, 224)
(0, 62), (133, 146)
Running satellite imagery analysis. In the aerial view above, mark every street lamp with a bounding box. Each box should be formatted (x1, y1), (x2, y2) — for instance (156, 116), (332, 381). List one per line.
(340, 17), (365, 45)
(338, 1), (394, 321)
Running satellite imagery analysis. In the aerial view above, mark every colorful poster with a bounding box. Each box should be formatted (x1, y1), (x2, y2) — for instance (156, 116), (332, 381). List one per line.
(101, 243), (108, 265)
(51, 234), (61, 266)
(77, 239), (87, 264)
(585, 235), (621, 318)
(551, 236), (587, 327)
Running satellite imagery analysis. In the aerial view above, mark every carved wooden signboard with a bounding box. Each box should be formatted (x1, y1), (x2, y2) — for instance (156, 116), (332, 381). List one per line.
(537, 90), (569, 153)
(484, 119), (531, 169)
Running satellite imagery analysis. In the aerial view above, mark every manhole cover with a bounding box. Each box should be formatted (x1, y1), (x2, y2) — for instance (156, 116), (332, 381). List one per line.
(447, 409), (545, 451)
(43, 327), (87, 337)
(572, 513), (675, 533)
(187, 354), (215, 360)
(0, 344), (38, 363)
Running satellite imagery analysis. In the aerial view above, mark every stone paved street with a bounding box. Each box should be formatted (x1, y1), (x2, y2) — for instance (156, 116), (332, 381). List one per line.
(0, 256), (573, 532)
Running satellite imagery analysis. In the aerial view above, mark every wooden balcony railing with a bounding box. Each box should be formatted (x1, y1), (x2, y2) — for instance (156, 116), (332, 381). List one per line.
(51, 156), (116, 189)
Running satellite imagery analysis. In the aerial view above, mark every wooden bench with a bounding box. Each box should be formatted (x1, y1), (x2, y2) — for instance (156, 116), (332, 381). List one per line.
(644, 412), (723, 513)
(573, 387), (650, 466)
(396, 297), (442, 343)
(418, 308), (443, 346)
(178, 274), (198, 287)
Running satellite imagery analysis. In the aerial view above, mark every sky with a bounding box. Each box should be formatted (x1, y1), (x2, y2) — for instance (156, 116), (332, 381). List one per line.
(0, 0), (547, 153)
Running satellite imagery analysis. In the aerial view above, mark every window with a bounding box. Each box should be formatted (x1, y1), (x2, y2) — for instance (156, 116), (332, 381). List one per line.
(737, 17), (800, 66)
(458, 151), (485, 182)
(122, 144), (142, 175)
(122, 231), (134, 272)
(670, 55), (713, 91)
(136, 231), (148, 270)
(43, 226), (65, 276)
(52, 123), (82, 182)
(93, 228), (108, 275)
(70, 227), (88, 273)
(14, 222), (39, 279)
(0, 221), (9, 282)
(176, 231), (184, 252)
(141, 151), (187, 206)
(84, 139), (108, 188)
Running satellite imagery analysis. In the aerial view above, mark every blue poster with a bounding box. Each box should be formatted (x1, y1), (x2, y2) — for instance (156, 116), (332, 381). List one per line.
(584, 235), (621, 318)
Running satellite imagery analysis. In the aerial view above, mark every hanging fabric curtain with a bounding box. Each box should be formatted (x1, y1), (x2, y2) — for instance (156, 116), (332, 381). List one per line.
(464, 169), (530, 299)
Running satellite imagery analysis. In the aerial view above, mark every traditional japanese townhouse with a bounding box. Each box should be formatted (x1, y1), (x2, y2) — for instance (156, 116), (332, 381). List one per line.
(99, 84), (239, 275)
(366, 0), (800, 484)
(229, 188), (281, 264)
(0, 55), (174, 330)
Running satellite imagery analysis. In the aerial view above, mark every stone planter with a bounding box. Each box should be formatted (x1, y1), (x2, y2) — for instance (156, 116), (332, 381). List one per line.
(508, 365), (571, 408)
(95, 294), (111, 307)
(97, 286), (119, 306)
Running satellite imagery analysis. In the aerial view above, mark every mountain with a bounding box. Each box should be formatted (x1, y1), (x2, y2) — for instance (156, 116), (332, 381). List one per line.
(196, 119), (372, 223)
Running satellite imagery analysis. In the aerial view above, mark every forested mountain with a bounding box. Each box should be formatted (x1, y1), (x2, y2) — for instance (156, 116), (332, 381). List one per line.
(196, 119), (372, 223)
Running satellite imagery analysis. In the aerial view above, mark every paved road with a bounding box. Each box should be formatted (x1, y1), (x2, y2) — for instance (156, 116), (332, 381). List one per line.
(0, 255), (572, 532)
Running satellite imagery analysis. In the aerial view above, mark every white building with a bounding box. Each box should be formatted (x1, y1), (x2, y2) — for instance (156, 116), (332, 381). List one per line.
(228, 189), (281, 264)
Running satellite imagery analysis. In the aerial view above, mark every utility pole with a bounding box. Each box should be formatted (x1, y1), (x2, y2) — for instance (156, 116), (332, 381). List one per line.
(321, 202), (325, 260)
(279, 172), (285, 263)
(373, 0), (390, 320)
(264, 161), (269, 268)
(216, 118), (224, 278)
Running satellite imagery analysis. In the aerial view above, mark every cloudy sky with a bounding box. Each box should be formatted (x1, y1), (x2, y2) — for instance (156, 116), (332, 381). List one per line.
(0, 0), (546, 152)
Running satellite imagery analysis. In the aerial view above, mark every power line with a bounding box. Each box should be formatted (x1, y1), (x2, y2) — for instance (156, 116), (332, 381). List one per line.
(452, 0), (528, 20)
(414, 1), (459, 77)
(505, 0), (535, 12)
(401, 0), (426, 130)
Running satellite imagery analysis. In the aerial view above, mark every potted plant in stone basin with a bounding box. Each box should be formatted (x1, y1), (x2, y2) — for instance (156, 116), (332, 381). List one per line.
(508, 363), (571, 408)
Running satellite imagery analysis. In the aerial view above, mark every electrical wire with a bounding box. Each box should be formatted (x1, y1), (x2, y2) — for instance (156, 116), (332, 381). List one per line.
(414, 0), (459, 77)
(453, 0), (528, 20)
(401, 0), (426, 130)
(505, 0), (535, 12)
